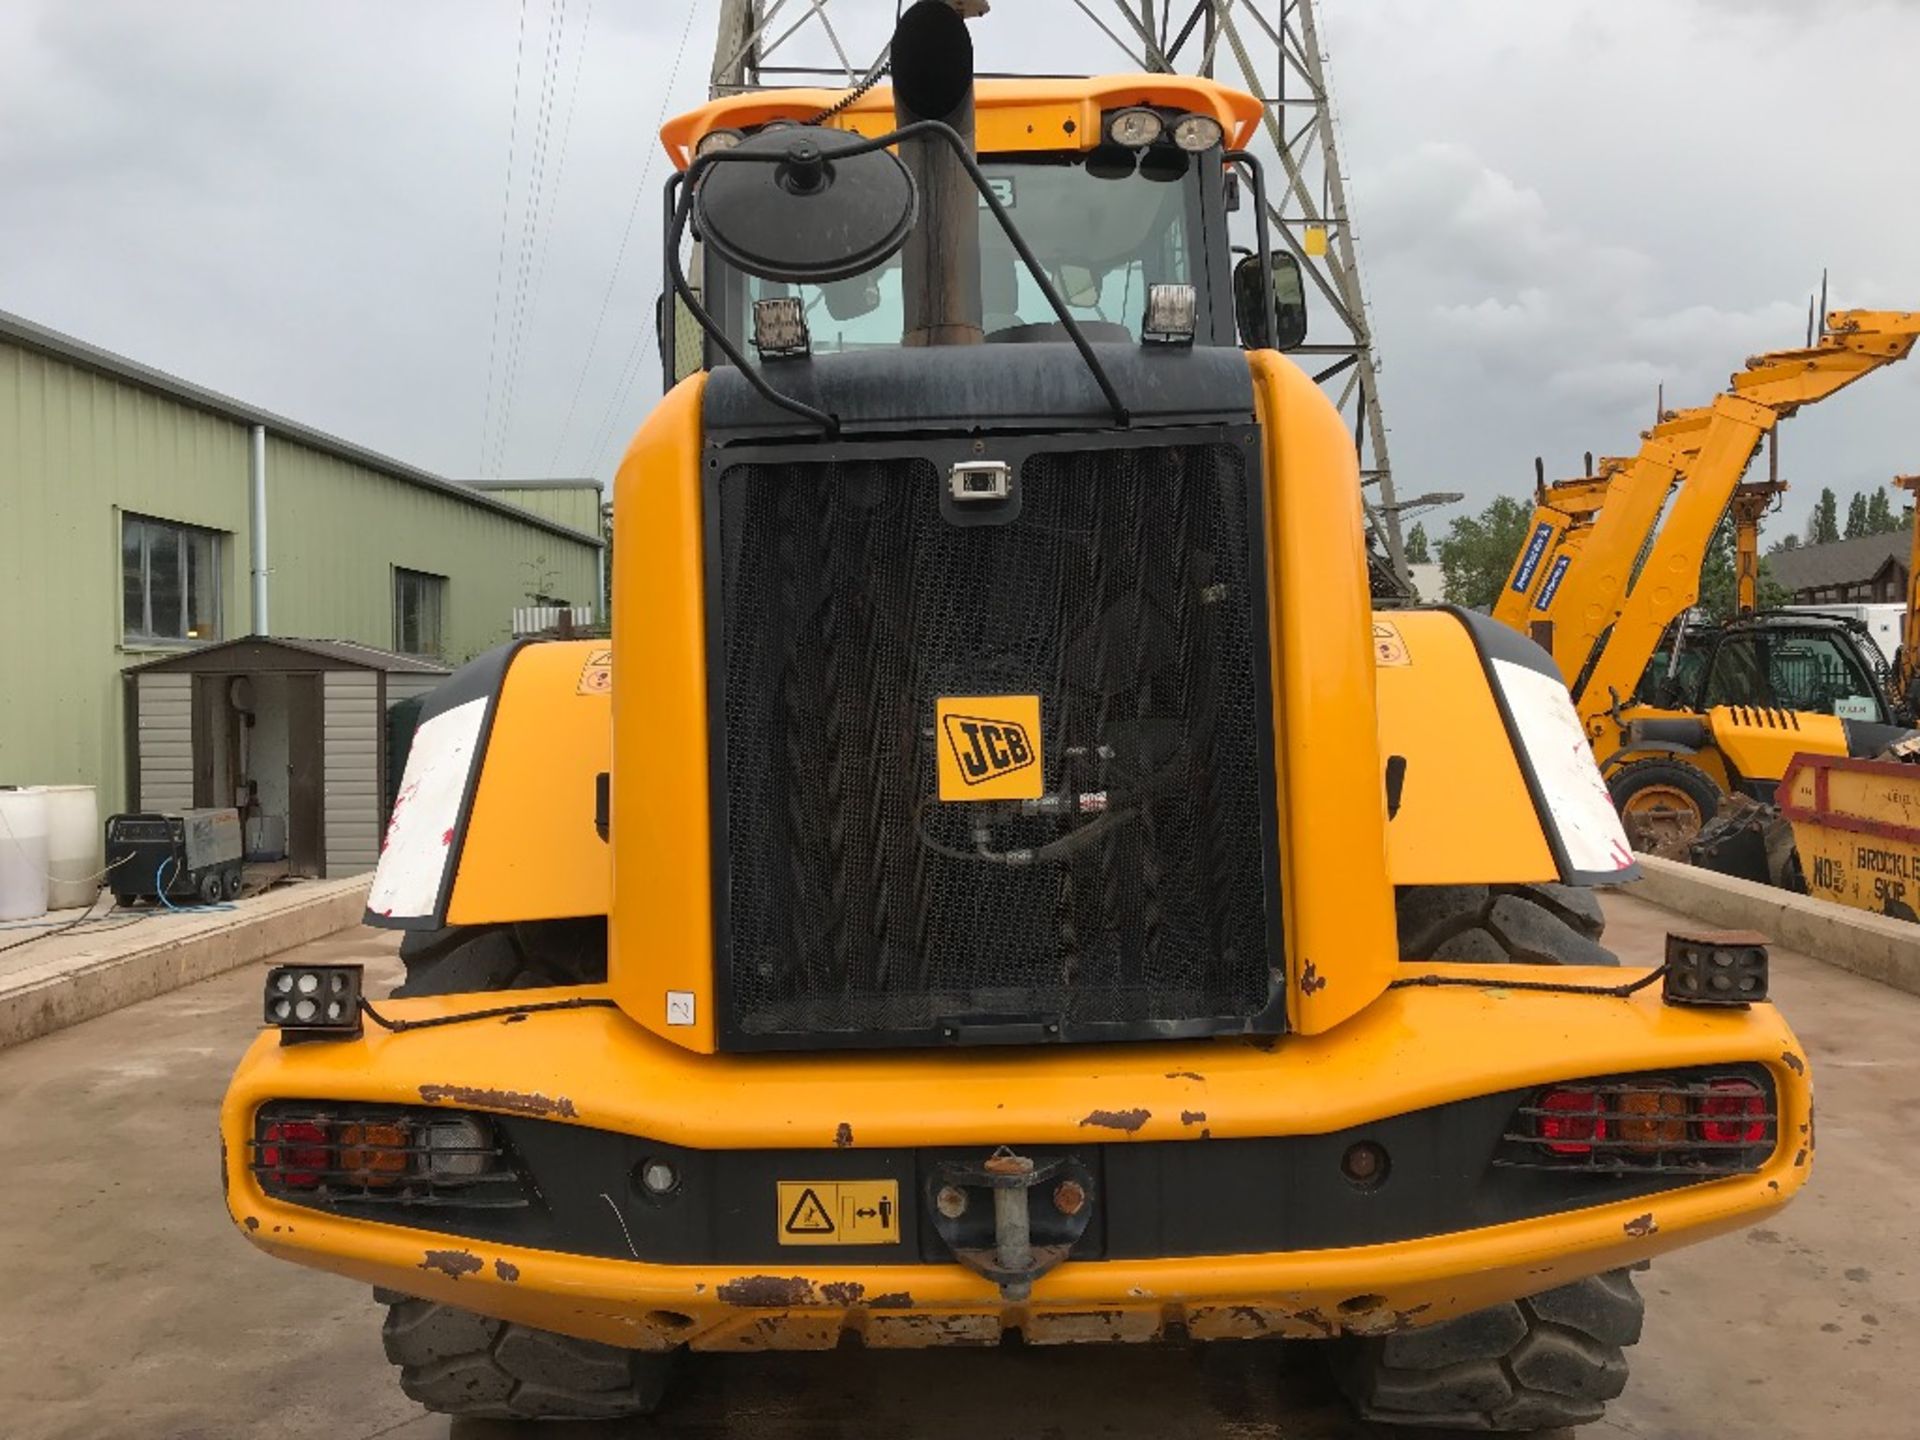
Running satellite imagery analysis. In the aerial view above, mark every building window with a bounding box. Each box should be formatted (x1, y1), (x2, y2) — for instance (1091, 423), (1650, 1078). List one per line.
(122, 513), (221, 643)
(394, 568), (447, 658)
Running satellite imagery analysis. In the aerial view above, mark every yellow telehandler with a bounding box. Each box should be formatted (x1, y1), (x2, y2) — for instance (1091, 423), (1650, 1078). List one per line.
(220, 5), (1810, 1429)
(1495, 313), (1920, 844)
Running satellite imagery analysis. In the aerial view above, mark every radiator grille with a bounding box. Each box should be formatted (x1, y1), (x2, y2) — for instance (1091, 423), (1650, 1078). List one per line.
(714, 440), (1278, 1045)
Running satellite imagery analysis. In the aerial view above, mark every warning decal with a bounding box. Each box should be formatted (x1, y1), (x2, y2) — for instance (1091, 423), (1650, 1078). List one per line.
(576, 648), (612, 695)
(1372, 620), (1411, 666)
(775, 1179), (900, 1246)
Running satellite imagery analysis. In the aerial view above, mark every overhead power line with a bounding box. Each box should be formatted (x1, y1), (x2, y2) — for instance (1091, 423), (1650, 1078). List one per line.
(562, 1), (702, 476)
(491, 0), (570, 477)
(476, 0), (532, 475)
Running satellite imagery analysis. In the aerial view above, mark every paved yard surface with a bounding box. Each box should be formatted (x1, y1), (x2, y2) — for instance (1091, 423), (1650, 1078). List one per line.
(0, 892), (1909, 1439)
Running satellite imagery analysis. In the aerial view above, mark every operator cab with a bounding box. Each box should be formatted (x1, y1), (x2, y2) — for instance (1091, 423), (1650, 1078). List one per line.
(1636, 612), (1896, 724)
(661, 78), (1305, 381)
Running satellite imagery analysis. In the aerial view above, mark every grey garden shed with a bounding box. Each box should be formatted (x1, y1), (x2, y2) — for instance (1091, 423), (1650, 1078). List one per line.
(123, 638), (448, 878)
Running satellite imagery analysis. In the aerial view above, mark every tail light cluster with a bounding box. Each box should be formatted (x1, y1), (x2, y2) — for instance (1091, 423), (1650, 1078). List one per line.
(1501, 1069), (1777, 1176)
(250, 1103), (531, 1210)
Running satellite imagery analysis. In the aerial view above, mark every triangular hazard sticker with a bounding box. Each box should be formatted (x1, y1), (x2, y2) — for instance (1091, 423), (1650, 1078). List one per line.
(783, 1187), (836, 1235)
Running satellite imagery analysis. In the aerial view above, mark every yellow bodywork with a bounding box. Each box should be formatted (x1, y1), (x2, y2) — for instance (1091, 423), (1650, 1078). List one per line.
(1595, 706), (1849, 791)
(220, 970), (1812, 1351)
(445, 640), (611, 926)
(660, 75), (1265, 169)
(1374, 610), (1558, 885)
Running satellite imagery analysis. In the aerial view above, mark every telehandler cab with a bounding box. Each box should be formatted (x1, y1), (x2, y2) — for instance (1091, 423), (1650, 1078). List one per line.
(222, 5), (1811, 1429)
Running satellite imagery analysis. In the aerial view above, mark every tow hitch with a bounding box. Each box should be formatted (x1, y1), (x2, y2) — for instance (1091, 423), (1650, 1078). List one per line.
(926, 1146), (1095, 1300)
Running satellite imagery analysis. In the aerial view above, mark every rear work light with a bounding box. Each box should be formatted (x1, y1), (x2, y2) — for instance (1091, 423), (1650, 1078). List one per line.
(263, 963), (363, 1039)
(248, 1104), (531, 1211)
(1503, 1068), (1778, 1176)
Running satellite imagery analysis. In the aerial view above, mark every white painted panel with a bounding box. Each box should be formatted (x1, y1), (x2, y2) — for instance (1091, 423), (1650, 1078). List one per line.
(366, 696), (487, 919)
(1492, 658), (1635, 877)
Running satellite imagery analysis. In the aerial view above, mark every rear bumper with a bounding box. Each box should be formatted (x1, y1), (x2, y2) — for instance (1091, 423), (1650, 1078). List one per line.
(220, 965), (1813, 1350)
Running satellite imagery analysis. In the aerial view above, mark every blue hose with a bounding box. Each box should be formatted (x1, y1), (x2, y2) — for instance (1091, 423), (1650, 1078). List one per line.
(154, 855), (236, 914)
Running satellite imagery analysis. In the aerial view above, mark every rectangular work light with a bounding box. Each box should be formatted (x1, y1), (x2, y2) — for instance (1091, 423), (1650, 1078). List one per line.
(263, 963), (364, 1038)
(1661, 929), (1769, 1009)
(1142, 284), (1197, 345)
(752, 296), (811, 359)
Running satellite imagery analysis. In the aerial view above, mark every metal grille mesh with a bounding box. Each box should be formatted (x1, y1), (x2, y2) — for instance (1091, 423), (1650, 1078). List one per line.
(716, 441), (1276, 1042)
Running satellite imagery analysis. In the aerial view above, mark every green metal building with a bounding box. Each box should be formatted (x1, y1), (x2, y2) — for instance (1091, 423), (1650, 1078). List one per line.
(0, 307), (604, 816)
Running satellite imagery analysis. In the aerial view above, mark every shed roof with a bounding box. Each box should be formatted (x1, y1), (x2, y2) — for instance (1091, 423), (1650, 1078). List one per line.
(1766, 530), (1909, 594)
(124, 636), (451, 676)
(0, 307), (602, 548)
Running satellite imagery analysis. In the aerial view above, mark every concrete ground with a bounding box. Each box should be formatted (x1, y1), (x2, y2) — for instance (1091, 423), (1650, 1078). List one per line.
(0, 891), (1910, 1440)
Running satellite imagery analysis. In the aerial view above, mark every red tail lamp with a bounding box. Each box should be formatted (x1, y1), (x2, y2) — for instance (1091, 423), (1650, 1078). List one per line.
(1699, 1078), (1767, 1144)
(260, 1120), (329, 1189)
(1538, 1088), (1602, 1154)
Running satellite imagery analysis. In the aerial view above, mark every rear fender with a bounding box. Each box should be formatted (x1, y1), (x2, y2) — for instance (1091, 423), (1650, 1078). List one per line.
(365, 639), (611, 929)
(1377, 608), (1638, 887)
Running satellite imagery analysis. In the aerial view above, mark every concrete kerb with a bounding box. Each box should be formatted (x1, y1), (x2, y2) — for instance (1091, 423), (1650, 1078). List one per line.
(0, 876), (371, 1048)
(1626, 853), (1920, 997)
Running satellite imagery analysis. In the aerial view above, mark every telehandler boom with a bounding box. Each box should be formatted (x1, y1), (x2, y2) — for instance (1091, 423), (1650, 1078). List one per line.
(219, 6), (1812, 1431)
(1495, 312), (1920, 839)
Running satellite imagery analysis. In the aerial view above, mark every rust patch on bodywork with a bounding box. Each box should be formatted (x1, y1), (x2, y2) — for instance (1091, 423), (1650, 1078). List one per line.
(1341, 1301), (1431, 1336)
(420, 1249), (484, 1279)
(819, 1281), (865, 1306)
(1079, 1107), (1151, 1133)
(494, 1259), (520, 1283)
(1164, 1071), (1205, 1082)
(833, 1122), (854, 1149)
(1180, 1109), (1207, 1126)
(1781, 1050), (1805, 1075)
(1794, 1148), (1808, 1167)
(718, 1275), (816, 1307)
(243, 1216), (259, 1232)
(1299, 959), (1327, 994)
(1623, 1213), (1657, 1238)
(418, 1083), (577, 1119)
(867, 1291), (914, 1308)
(1189, 1304), (1336, 1340)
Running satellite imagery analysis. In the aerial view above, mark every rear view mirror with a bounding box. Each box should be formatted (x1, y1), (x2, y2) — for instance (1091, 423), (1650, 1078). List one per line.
(1234, 251), (1306, 351)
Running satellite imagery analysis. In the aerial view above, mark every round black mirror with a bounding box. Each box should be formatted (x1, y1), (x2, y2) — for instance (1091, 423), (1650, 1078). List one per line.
(693, 125), (918, 285)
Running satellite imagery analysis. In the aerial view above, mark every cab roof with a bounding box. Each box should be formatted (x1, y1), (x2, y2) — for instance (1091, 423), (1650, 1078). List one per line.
(659, 75), (1264, 169)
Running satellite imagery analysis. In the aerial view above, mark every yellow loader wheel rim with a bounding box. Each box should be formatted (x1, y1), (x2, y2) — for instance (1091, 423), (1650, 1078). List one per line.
(1619, 784), (1705, 826)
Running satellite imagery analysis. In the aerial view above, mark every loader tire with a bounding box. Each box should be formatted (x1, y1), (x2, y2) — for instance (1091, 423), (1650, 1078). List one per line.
(381, 1295), (674, 1420)
(1331, 1268), (1644, 1432)
(1394, 882), (1617, 966)
(1607, 757), (1722, 851)
(391, 918), (607, 997)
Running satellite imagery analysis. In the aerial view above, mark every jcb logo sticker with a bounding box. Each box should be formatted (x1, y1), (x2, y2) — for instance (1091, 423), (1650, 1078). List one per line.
(936, 695), (1043, 801)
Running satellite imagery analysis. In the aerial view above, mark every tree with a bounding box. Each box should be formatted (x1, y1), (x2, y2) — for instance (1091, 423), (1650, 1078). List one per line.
(1807, 487), (1840, 545)
(1437, 496), (1533, 611)
(1845, 490), (1870, 539)
(1404, 521), (1430, 564)
(1698, 517), (1792, 621)
(1777, 532), (1801, 551)
(1867, 487), (1897, 534)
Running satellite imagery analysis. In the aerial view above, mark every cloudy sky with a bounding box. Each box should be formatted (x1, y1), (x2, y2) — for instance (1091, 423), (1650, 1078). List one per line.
(4, 1), (1917, 538)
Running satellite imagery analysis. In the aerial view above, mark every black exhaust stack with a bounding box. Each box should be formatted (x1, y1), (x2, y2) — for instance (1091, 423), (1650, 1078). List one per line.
(892, 1), (982, 346)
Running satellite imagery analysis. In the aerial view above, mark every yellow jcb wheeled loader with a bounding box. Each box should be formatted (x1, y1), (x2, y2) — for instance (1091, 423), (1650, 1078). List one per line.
(221, 5), (1811, 1430)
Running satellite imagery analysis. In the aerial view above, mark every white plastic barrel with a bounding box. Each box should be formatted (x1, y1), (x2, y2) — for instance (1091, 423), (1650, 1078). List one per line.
(43, 784), (101, 910)
(0, 787), (51, 922)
